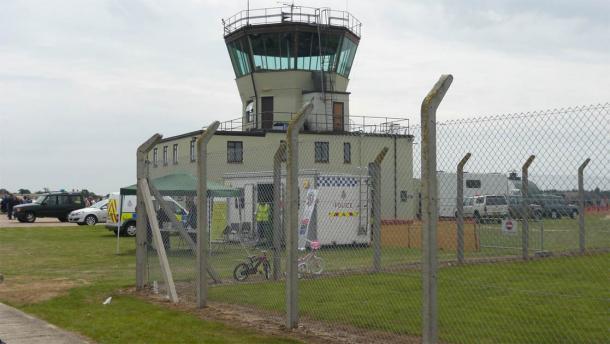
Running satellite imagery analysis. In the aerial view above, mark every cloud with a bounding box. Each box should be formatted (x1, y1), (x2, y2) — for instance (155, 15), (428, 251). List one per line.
(0, 0), (608, 194)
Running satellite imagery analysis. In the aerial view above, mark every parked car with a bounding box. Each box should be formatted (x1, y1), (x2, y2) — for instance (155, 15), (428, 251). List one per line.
(460, 195), (509, 223)
(68, 199), (109, 226)
(507, 196), (543, 220)
(533, 195), (578, 219)
(12, 192), (85, 223)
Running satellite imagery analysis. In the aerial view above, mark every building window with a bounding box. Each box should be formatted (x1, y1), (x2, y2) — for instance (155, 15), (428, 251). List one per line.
(190, 138), (196, 162)
(343, 142), (351, 164)
(466, 180), (482, 188)
(227, 141), (243, 163)
(163, 146), (168, 166)
(315, 142), (329, 163)
(153, 148), (158, 167)
(172, 144), (178, 165)
(245, 101), (254, 123)
(400, 191), (408, 202)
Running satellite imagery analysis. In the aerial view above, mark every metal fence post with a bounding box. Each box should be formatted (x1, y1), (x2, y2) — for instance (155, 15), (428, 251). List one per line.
(521, 155), (535, 260)
(273, 142), (287, 280)
(421, 74), (453, 344)
(370, 147), (388, 272)
(456, 153), (471, 264)
(285, 100), (313, 329)
(196, 121), (219, 308)
(578, 158), (591, 254)
(136, 133), (162, 290)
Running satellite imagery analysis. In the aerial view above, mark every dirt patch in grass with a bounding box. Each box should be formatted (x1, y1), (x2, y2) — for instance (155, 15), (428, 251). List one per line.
(133, 287), (421, 344)
(0, 276), (82, 305)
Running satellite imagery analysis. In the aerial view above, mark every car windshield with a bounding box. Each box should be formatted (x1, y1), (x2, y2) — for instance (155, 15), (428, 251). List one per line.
(91, 200), (108, 208)
(33, 195), (47, 203)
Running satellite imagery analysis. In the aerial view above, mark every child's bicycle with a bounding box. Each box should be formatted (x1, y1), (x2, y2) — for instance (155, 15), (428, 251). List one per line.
(233, 250), (271, 281)
(298, 240), (324, 278)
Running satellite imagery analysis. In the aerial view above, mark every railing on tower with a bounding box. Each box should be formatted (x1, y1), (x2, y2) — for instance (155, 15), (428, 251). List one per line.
(213, 113), (409, 136)
(222, 6), (362, 38)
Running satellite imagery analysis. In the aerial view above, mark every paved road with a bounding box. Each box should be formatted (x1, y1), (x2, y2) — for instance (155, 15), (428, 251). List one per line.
(0, 216), (78, 228)
(0, 303), (90, 343)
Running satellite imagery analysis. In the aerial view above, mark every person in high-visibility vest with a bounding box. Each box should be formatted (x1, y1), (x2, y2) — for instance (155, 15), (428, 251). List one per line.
(256, 202), (271, 247)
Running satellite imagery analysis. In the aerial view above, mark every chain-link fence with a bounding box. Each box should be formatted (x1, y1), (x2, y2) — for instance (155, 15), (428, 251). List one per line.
(136, 96), (608, 342)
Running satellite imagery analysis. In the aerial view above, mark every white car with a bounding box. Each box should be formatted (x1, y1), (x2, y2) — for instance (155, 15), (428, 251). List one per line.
(68, 199), (109, 226)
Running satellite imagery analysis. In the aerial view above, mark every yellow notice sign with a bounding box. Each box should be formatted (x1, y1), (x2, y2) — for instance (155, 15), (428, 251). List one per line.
(210, 201), (227, 241)
(108, 199), (118, 223)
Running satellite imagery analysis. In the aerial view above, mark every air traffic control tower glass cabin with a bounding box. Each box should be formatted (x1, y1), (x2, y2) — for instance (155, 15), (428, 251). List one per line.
(223, 6), (361, 132)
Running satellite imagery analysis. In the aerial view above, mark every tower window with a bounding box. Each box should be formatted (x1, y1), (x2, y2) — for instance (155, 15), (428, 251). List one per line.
(245, 101), (254, 123)
(163, 146), (168, 166)
(153, 148), (158, 167)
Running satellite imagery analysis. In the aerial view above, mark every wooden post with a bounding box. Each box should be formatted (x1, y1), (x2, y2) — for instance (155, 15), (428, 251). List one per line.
(136, 133), (162, 290)
(285, 100), (314, 329)
(521, 155), (536, 260)
(273, 142), (287, 280)
(421, 75), (453, 344)
(578, 158), (591, 254)
(196, 121), (220, 308)
(456, 153), (471, 264)
(140, 179), (178, 303)
(371, 147), (388, 272)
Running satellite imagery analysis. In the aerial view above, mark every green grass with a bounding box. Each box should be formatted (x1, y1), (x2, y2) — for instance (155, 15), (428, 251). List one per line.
(21, 283), (297, 344)
(209, 254), (609, 343)
(476, 213), (610, 255)
(0, 226), (299, 343)
(2, 219), (608, 343)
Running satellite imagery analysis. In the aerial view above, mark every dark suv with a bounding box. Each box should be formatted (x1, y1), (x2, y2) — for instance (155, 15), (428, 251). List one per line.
(12, 192), (85, 223)
(533, 195), (578, 219)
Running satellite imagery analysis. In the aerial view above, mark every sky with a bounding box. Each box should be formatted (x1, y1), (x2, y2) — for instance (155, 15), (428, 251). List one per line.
(1, 0), (609, 194)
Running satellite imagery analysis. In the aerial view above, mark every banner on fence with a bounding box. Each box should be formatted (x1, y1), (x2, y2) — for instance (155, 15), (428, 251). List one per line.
(298, 188), (318, 250)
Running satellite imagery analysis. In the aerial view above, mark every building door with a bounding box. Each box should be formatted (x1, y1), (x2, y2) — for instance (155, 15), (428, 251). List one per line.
(333, 102), (344, 131)
(261, 97), (274, 130)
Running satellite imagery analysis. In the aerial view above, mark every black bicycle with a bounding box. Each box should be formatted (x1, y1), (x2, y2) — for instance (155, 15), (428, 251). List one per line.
(233, 251), (271, 281)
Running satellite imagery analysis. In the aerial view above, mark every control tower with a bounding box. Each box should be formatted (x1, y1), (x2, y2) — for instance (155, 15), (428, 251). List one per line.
(222, 6), (361, 132)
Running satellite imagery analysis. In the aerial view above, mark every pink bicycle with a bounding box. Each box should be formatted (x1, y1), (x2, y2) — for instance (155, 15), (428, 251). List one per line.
(298, 240), (324, 277)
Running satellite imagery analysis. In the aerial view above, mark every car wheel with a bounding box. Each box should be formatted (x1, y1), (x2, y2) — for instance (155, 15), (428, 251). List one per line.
(570, 210), (578, 219)
(85, 215), (98, 226)
(25, 212), (36, 223)
(58, 216), (68, 222)
(124, 222), (137, 237)
(17, 218), (27, 223)
(551, 210), (559, 219)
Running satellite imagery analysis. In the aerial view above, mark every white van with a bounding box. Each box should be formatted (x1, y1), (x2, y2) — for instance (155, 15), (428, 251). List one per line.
(106, 192), (137, 236)
(106, 192), (189, 237)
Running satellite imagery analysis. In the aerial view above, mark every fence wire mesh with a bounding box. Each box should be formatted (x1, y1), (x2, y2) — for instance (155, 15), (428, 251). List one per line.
(415, 103), (609, 343)
(140, 102), (608, 343)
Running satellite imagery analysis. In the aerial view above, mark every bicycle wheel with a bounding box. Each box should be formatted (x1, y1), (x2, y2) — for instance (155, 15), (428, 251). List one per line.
(297, 262), (307, 279)
(262, 261), (271, 280)
(233, 263), (250, 281)
(310, 256), (324, 275)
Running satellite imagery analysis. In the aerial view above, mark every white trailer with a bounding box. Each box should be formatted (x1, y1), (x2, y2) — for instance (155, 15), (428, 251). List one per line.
(437, 172), (513, 218)
(223, 169), (371, 246)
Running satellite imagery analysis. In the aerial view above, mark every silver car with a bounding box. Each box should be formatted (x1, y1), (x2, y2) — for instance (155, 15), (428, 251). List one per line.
(68, 199), (108, 226)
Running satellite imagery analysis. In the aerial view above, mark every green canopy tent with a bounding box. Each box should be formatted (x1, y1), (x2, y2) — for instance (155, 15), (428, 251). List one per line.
(119, 173), (239, 198)
(115, 173), (240, 253)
